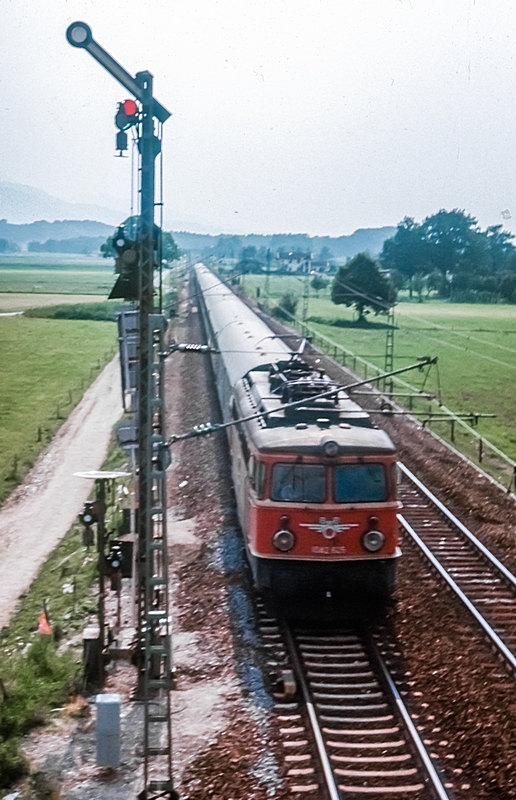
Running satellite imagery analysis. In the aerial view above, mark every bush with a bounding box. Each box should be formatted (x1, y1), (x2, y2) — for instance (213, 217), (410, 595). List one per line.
(271, 291), (299, 320)
(0, 637), (79, 787)
(24, 301), (126, 321)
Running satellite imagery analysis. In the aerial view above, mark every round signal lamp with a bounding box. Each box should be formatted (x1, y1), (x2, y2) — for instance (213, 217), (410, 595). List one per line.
(123, 99), (138, 116)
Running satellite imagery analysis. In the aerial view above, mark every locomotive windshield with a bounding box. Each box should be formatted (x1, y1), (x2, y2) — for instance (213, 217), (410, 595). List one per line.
(334, 464), (387, 503)
(271, 464), (325, 503)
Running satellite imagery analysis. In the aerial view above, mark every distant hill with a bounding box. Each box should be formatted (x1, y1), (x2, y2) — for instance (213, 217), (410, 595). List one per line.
(172, 227), (396, 259)
(0, 219), (115, 248)
(0, 181), (396, 259)
(0, 182), (122, 226)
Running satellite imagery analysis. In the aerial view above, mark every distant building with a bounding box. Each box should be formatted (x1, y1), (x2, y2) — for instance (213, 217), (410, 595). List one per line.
(276, 249), (312, 273)
(310, 259), (332, 274)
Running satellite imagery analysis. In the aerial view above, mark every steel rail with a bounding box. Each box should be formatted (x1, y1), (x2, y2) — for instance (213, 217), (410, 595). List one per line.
(367, 635), (451, 800)
(398, 514), (516, 674)
(399, 462), (516, 589)
(283, 625), (341, 800)
(284, 624), (451, 800)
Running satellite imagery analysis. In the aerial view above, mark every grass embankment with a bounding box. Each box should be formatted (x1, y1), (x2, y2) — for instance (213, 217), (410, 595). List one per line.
(0, 439), (128, 788)
(0, 316), (117, 504)
(241, 274), (516, 462)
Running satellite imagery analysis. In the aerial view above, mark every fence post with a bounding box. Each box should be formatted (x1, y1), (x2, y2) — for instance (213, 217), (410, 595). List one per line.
(479, 437), (483, 462)
(450, 419), (455, 442)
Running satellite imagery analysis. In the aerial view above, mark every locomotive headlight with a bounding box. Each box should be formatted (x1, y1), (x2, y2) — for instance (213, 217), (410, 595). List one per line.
(273, 529), (296, 552)
(321, 436), (339, 457)
(362, 529), (385, 552)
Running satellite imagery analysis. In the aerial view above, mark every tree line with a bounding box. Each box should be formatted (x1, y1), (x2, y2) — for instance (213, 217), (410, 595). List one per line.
(378, 208), (516, 303)
(324, 208), (516, 324)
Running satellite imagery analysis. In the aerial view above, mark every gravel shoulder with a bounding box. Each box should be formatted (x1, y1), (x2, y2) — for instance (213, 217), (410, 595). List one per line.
(0, 356), (124, 630)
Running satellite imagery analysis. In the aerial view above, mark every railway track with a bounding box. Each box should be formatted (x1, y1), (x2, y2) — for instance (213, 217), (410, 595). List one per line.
(253, 463), (516, 799)
(256, 601), (451, 799)
(398, 463), (516, 673)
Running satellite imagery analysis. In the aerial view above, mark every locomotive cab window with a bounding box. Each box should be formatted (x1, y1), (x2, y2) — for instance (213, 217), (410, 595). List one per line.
(334, 464), (387, 503)
(271, 464), (325, 503)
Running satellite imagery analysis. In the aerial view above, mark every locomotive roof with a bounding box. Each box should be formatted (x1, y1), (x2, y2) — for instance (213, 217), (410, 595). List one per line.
(235, 370), (396, 456)
(195, 264), (292, 387)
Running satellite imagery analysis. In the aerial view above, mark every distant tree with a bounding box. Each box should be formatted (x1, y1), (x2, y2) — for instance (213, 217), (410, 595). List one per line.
(100, 238), (115, 258)
(483, 225), (515, 272)
(379, 217), (429, 297)
(379, 209), (516, 301)
(426, 269), (446, 298)
(311, 275), (329, 295)
(273, 291), (299, 320)
(161, 231), (180, 263)
(256, 245), (270, 265)
(412, 272), (425, 303)
(318, 246), (333, 261)
(214, 235), (242, 259)
(499, 273), (516, 303)
(420, 209), (481, 275)
(29, 237), (105, 255)
(235, 258), (262, 275)
(240, 245), (257, 261)
(387, 268), (405, 293)
(331, 253), (395, 322)
(235, 244), (264, 274)
(0, 238), (18, 253)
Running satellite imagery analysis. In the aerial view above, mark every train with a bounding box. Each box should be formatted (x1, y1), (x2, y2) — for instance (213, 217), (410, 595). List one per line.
(194, 264), (401, 614)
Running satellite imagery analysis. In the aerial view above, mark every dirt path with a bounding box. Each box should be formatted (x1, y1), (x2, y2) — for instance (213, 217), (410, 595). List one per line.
(0, 356), (124, 630)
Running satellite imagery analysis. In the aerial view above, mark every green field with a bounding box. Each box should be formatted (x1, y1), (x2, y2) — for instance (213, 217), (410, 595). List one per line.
(0, 255), (120, 505)
(0, 316), (117, 502)
(0, 293), (110, 312)
(0, 253), (115, 296)
(240, 274), (516, 466)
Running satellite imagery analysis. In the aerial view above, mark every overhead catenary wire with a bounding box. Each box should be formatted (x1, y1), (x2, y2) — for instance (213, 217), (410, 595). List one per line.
(166, 356), (436, 446)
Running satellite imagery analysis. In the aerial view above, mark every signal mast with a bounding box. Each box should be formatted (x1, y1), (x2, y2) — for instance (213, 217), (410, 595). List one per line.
(66, 22), (176, 800)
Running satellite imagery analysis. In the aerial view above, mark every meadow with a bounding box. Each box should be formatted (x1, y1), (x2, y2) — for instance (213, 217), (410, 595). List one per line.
(240, 273), (516, 469)
(0, 253), (114, 297)
(0, 254), (118, 504)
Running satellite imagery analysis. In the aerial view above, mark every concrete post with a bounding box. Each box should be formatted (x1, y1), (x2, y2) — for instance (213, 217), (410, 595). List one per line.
(96, 693), (121, 768)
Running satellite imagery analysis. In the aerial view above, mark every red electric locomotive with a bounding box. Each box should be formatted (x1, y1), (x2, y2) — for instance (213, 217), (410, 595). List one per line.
(195, 264), (401, 613)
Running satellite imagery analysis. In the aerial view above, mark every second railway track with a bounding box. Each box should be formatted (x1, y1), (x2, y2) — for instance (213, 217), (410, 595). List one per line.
(398, 462), (516, 673)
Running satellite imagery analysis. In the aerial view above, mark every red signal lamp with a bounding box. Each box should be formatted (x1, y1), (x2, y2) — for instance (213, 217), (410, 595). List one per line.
(115, 99), (139, 131)
(122, 99), (138, 117)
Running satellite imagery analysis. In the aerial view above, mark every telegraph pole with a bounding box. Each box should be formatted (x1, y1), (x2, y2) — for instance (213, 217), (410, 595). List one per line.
(67, 23), (176, 800)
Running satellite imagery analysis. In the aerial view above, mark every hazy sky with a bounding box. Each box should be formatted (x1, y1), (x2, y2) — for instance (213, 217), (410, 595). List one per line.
(2, 0), (516, 236)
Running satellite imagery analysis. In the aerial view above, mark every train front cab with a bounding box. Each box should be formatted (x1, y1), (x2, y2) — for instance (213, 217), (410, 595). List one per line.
(245, 451), (401, 615)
